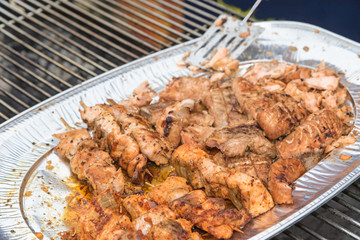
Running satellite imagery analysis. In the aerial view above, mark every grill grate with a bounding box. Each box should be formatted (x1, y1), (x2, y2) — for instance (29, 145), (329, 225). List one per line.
(0, 0), (359, 239)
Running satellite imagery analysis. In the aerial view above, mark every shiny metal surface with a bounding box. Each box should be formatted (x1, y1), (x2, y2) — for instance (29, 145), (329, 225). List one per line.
(1, 20), (360, 239)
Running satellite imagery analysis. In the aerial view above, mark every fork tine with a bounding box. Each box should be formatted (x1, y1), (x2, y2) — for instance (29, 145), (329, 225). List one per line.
(187, 14), (264, 67)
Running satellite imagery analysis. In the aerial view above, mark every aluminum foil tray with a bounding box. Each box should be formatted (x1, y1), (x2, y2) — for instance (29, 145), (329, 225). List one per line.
(1, 20), (360, 240)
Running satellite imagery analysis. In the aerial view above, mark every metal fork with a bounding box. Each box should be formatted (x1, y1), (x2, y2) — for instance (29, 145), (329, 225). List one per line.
(186, 0), (263, 67)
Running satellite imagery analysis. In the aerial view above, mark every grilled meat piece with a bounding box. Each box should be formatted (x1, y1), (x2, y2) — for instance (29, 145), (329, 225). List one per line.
(172, 145), (274, 217)
(201, 82), (245, 128)
(70, 150), (111, 180)
(214, 152), (271, 186)
(84, 161), (124, 196)
(190, 198), (251, 239)
(202, 88), (230, 128)
(97, 215), (134, 240)
(169, 190), (250, 240)
(122, 195), (151, 220)
(242, 60), (292, 84)
(140, 101), (175, 126)
(119, 81), (156, 108)
(232, 77), (275, 120)
(172, 144), (230, 199)
(159, 76), (213, 102)
(257, 102), (297, 140)
(106, 104), (173, 165)
(169, 190), (208, 218)
(148, 176), (192, 205)
(304, 62), (340, 91)
(102, 229), (148, 240)
(206, 124), (276, 158)
(78, 190), (124, 240)
(133, 206), (177, 236)
(188, 111), (215, 127)
(80, 104), (141, 168)
(268, 158), (306, 204)
(181, 126), (215, 150)
(257, 93), (308, 139)
(171, 144), (207, 189)
(197, 156), (231, 199)
(277, 109), (343, 169)
(227, 171), (274, 217)
(205, 47), (239, 76)
(156, 99), (195, 147)
(149, 218), (202, 240)
(130, 126), (172, 165)
(54, 130), (125, 199)
(53, 129), (96, 160)
(126, 154), (147, 184)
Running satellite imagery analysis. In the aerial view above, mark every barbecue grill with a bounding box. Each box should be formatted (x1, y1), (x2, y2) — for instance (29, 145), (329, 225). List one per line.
(0, 0), (359, 239)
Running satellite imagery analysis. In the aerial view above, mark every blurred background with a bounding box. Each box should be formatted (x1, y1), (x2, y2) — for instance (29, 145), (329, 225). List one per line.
(222, 0), (360, 42)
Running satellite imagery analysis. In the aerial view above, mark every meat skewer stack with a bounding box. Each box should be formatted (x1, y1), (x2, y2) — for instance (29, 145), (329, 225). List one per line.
(55, 50), (355, 240)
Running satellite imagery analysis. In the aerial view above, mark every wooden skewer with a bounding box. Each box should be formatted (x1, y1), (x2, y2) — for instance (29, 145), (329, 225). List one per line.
(145, 169), (153, 178)
(79, 100), (87, 108)
(106, 99), (117, 106)
(231, 227), (244, 233)
(60, 117), (72, 131)
(145, 182), (155, 188)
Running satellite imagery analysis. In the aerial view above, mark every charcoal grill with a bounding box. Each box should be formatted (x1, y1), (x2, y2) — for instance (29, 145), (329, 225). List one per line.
(0, 0), (359, 239)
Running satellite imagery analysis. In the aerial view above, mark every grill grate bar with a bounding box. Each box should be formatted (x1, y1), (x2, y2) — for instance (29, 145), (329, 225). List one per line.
(296, 222), (327, 240)
(283, 229), (303, 240)
(203, 0), (250, 19)
(0, 24), (87, 82)
(334, 195), (360, 215)
(123, 0), (202, 38)
(0, 112), (9, 121)
(343, 189), (360, 202)
(312, 212), (360, 240)
(58, 0), (153, 55)
(0, 76), (41, 103)
(0, 50), (63, 93)
(324, 205), (360, 228)
(1, 39), (72, 89)
(0, 62), (53, 98)
(170, 0), (217, 21)
(14, 0), (124, 68)
(0, 15), (97, 78)
(74, 0), (171, 48)
(83, 0), (181, 45)
(0, 99), (19, 115)
(34, 0), (139, 61)
(0, 2), (109, 73)
(102, 0), (193, 41)
(138, 0), (208, 32)
(0, 88), (30, 109)
(154, 0), (213, 26)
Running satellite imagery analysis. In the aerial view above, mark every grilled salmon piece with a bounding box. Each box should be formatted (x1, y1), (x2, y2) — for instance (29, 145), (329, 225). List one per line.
(159, 76), (213, 102)
(277, 109), (343, 169)
(148, 176), (192, 205)
(257, 102), (297, 140)
(268, 158), (306, 204)
(122, 195), (151, 221)
(171, 145), (274, 218)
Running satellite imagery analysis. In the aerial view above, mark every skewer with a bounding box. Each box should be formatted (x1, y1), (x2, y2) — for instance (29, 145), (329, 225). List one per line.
(79, 100), (87, 108)
(231, 227), (244, 233)
(60, 117), (72, 131)
(106, 99), (117, 105)
(145, 169), (153, 178)
(145, 182), (155, 188)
